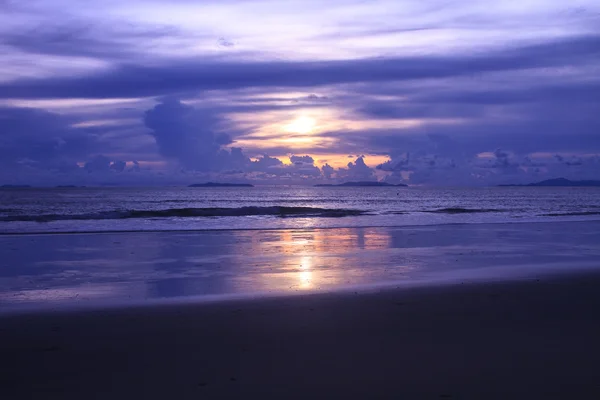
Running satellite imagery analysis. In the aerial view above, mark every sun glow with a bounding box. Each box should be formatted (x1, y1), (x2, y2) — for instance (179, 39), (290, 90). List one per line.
(298, 256), (313, 289)
(285, 116), (316, 134)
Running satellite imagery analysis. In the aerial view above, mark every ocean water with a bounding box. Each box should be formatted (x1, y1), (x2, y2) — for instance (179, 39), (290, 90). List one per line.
(2, 186), (600, 234)
(2, 186), (600, 311)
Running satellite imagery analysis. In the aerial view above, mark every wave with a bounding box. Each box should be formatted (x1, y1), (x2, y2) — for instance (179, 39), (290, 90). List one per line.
(0, 206), (367, 222)
(424, 207), (505, 214)
(171, 198), (355, 204)
(541, 211), (600, 217)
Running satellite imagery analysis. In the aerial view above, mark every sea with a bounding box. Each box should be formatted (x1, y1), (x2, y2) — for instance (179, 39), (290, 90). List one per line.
(2, 185), (600, 311)
(1, 186), (600, 234)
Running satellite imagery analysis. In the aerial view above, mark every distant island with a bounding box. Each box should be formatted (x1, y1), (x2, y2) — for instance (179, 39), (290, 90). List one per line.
(315, 181), (408, 187)
(1, 184), (31, 188)
(499, 178), (600, 187)
(188, 182), (254, 187)
(55, 185), (86, 188)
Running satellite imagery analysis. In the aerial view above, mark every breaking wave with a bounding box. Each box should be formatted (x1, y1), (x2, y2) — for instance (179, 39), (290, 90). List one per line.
(0, 206), (367, 222)
(424, 207), (505, 214)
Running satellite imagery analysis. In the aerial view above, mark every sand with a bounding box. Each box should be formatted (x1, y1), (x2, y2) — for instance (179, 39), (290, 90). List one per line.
(2, 221), (600, 398)
(2, 273), (600, 399)
(2, 220), (600, 310)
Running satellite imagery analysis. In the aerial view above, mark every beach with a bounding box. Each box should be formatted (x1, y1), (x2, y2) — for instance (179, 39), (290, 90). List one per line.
(2, 0), (599, 394)
(2, 273), (600, 399)
(1, 221), (600, 398)
(2, 221), (600, 311)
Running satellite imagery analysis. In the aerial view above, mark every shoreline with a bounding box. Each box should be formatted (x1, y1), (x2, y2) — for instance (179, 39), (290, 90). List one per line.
(2, 220), (600, 313)
(2, 259), (600, 318)
(2, 272), (600, 398)
(2, 216), (600, 236)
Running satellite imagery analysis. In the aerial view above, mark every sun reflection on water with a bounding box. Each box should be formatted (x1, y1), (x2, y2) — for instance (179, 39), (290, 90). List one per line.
(298, 255), (313, 289)
(236, 227), (408, 293)
(1, 227), (422, 309)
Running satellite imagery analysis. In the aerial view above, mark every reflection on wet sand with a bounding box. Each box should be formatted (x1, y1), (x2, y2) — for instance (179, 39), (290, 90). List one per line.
(2, 222), (600, 310)
(240, 228), (402, 293)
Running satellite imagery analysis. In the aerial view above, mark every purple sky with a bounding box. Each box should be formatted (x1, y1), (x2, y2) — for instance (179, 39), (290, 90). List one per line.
(0, 0), (599, 186)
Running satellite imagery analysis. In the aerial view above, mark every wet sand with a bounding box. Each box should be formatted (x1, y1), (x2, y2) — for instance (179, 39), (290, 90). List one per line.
(2, 222), (600, 398)
(2, 221), (600, 311)
(2, 273), (600, 399)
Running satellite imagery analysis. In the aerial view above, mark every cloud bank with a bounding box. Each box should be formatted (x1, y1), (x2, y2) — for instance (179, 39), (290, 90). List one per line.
(1, 0), (599, 186)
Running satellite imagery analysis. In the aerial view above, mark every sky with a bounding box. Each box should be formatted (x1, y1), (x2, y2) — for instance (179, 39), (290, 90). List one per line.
(0, 0), (599, 186)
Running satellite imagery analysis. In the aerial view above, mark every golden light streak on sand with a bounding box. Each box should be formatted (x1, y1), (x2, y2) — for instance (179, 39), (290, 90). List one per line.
(237, 228), (399, 293)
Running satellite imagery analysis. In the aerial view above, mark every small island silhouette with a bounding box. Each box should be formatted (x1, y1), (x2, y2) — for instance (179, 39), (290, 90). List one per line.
(188, 182), (254, 187)
(499, 178), (600, 187)
(314, 181), (408, 187)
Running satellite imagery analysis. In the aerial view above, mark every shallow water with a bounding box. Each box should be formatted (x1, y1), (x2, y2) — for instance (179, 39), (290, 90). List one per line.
(2, 221), (599, 312)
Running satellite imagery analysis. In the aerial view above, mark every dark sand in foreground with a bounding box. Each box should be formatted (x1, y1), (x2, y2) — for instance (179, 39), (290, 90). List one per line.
(2, 273), (600, 399)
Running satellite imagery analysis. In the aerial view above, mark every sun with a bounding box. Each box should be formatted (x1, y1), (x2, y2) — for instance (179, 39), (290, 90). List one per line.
(285, 116), (316, 134)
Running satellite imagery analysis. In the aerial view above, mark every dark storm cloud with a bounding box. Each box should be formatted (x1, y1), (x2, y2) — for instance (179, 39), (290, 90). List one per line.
(2, 35), (599, 99)
(143, 98), (249, 171)
(0, 106), (145, 186)
(0, 106), (100, 167)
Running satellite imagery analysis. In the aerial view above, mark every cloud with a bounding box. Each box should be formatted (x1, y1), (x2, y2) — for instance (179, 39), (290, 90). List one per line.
(488, 149), (518, 170)
(110, 160), (127, 172)
(84, 155), (111, 173)
(290, 155), (315, 165)
(356, 91), (600, 158)
(337, 156), (376, 181)
(142, 100), (327, 180)
(358, 101), (485, 119)
(2, 35), (599, 99)
(143, 98), (248, 171)
(251, 154), (284, 170)
(0, 98), (365, 184)
(287, 156), (322, 177)
(377, 153), (411, 172)
(82, 155), (128, 173)
(0, 3), (195, 62)
(412, 81), (600, 106)
(1, 1), (599, 186)
(321, 163), (334, 179)
(0, 106), (102, 168)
